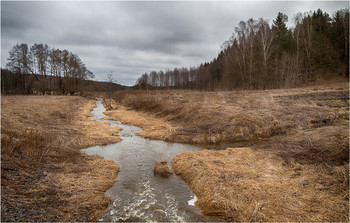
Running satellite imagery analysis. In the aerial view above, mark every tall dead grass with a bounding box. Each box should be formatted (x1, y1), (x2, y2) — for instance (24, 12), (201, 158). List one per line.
(265, 121), (349, 165)
(1, 96), (120, 221)
(173, 146), (349, 222)
(113, 88), (348, 145)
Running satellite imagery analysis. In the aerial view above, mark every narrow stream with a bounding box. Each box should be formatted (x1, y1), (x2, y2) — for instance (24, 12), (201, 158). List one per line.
(82, 99), (215, 222)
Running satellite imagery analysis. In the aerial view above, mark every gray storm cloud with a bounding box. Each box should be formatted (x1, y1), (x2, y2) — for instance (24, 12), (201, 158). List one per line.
(1, 1), (347, 86)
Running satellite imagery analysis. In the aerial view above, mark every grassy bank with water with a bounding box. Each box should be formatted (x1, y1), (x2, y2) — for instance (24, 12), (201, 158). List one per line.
(110, 78), (349, 221)
(1, 96), (121, 221)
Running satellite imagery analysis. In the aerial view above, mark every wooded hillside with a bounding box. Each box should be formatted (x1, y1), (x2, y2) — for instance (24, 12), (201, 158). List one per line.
(136, 9), (349, 90)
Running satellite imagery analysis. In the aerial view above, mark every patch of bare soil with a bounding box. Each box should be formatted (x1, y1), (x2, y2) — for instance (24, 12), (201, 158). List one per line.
(1, 96), (121, 222)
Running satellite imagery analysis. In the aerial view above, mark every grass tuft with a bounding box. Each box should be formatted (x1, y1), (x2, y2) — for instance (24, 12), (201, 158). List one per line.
(153, 160), (173, 177)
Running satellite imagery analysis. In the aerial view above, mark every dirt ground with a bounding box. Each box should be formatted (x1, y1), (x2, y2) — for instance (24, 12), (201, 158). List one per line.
(110, 79), (349, 222)
(1, 96), (121, 221)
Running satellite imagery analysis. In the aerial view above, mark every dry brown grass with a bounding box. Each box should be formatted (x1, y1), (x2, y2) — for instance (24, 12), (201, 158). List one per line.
(264, 121), (349, 165)
(104, 100), (175, 141)
(1, 96), (121, 222)
(111, 80), (349, 222)
(113, 84), (348, 146)
(153, 160), (173, 177)
(173, 147), (348, 222)
(1, 96), (121, 149)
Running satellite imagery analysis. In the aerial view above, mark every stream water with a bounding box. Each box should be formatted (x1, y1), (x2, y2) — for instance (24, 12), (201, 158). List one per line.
(82, 99), (215, 222)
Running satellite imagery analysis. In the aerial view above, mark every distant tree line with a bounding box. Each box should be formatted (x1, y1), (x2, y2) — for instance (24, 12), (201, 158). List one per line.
(1, 69), (130, 95)
(3, 43), (95, 94)
(136, 8), (349, 90)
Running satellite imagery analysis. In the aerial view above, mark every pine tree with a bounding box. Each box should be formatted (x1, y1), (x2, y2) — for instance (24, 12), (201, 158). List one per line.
(273, 12), (291, 53)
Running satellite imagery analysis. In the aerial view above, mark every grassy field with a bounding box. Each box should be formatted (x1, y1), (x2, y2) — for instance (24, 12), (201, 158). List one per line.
(112, 82), (348, 146)
(1, 96), (121, 221)
(111, 79), (349, 222)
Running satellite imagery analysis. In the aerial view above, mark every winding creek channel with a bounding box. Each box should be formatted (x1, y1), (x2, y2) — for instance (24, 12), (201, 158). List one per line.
(82, 99), (217, 222)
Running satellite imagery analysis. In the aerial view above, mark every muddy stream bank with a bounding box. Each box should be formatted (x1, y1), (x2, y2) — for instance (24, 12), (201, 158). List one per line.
(82, 99), (217, 222)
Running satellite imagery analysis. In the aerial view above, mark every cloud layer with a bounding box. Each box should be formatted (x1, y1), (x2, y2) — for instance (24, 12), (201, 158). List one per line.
(1, 1), (347, 86)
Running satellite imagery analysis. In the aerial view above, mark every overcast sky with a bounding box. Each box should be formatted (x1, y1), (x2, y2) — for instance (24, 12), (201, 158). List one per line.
(1, 1), (348, 86)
